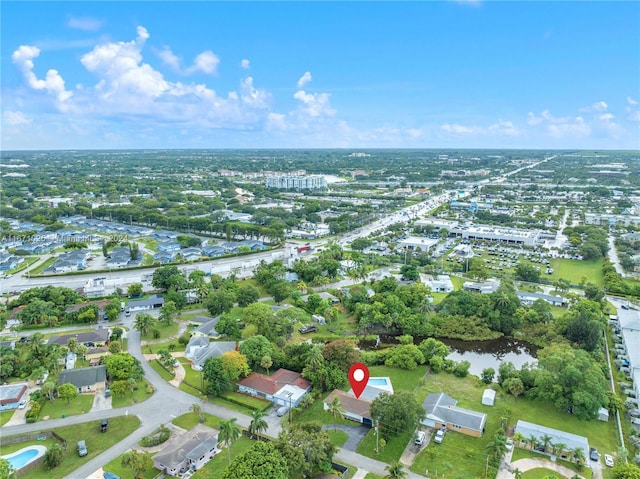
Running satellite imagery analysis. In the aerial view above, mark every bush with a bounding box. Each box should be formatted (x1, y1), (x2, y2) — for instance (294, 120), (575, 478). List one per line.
(25, 402), (41, 423)
(178, 333), (191, 346)
(140, 425), (171, 447)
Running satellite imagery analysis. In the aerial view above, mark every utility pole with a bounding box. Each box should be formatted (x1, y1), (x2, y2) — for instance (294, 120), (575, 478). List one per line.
(375, 420), (379, 453)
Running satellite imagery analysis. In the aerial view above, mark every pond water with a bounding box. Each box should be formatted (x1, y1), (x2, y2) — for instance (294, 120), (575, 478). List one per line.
(439, 337), (538, 377)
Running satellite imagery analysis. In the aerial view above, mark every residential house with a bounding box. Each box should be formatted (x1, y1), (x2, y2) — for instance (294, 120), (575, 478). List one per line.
(238, 240), (266, 251)
(185, 336), (238, 371)
(422, 274), (454, 293)
(516, 291), (565, 307)
(190, 316), (221, 338)
(86, 346), (110, 366)
(463, 279), (500, 294)
(421, 392), (487, 438)
(0, 383), (28, 411)
(180, 247), (202, 261)
(158, 241), (181, 253)
(128, 295), (165, 311)
(58, 365), (107, 393)
(47, 328), (109, 347)
(513, 420), (590, 464)
(301, 292), (340, 304)
(0, 254), (24, 271)
(323, 377), (393, 427)
(154, 251), (176, 264)
(202, 245), (225, 258)
(237, 368), (311, 407)
(153, 424), (219, 476)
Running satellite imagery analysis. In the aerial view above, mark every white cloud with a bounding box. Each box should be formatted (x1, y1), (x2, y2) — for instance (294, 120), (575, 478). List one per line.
(188, 51), (219, 75)
(240, 76), (270, 108)
(441, 123), (481, 134)
(293, 90), (335, 118)
(297, 71), (312, 88)
(67, 16), (103, 32)
(527, 109), (590, 138)
(440, 119), (520, 136)
(240, 59), (251, 70)
(3, 111), (31, 125)
(158, 46), (181, 71)
(626, 96), (640, 121)
(579, 100), (608, 113)
(11, 45), (73, 109)
(156, 47), (219, 75)
(627, 96), (638, 106)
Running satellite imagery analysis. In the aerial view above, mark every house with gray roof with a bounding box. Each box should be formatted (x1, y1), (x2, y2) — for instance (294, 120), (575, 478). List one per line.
(516, 291), (565, 307)
(421, 392), (487, 437)
(153, 424), (219, 476)
(185, 336), (238, 370)
(513, 420), (590, 464)
(58, 365), (106, 393)
(47, 328), (109, 347)
(191, 316), (221, 338)
(128, 295), (165, 311)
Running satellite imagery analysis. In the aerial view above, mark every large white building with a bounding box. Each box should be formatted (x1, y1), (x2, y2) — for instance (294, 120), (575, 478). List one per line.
(584, 213), (640, 227)
(450, 225), (541, 246)
(265, 175), (327, 190)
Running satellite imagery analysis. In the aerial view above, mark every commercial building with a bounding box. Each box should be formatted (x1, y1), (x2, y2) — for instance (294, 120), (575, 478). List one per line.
(265, 175), (327, 191)
(584, 213), (640, 227)
(450, 225), (541, 246)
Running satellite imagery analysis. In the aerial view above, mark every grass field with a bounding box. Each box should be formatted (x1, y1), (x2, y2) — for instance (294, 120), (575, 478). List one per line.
(103, 452), (157, 479)
(548, 258), (604, 286)
(521, 468), (572, 479)
(327, 429), (349, 447)
(150, 358), (175, 381)
(39, 394), (95, 420)
(192, 436), (254, 478)
(111, 379), (154, 408)
(29, 257), (56, 275)
(364, 474), (384, 479)
(356, 427), (412, 464)
(367, 365), (428, 393)
(140, 320), (179, 340)
(0, 410), (15, 427)
(410, 372), (619, 479)
(172, 411), (224, 430)
(144, 339), (186, 353)
(1, 416), (140, 479)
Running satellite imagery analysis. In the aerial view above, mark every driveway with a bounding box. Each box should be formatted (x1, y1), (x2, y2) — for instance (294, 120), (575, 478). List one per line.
(497, 457), (589, 479)
(322, 424), (369, 451)
(91, 385), (112, 412)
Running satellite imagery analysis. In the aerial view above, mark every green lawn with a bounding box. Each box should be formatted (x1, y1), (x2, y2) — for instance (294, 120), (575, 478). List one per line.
(367, 365), (428, 393)
(548, 258), (604, 286)
(39, 394), (95, 420)
(192, 436), (254, 478)
(521, 468), (572, 479)
(172, 411), (224, 430)
(103, 452), (157, 479)
(111, 379), (154, 408)
(410, 372), (620, 479)
(140, 320), (179, 340)
(327, 429), (349, 447)
(144, 339), (186, 353)
(1, 416), (140, 479)
(364, 474), (384, 479)
(295, 393), (362, 427)
(356, 427), (412, 464)
(150, 358), (176, 381)
(0, 409), (15, 427)
(29, 257), (56, 275)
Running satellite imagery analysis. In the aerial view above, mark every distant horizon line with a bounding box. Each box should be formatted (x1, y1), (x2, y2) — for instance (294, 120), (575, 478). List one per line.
(2, 147), (639, 153)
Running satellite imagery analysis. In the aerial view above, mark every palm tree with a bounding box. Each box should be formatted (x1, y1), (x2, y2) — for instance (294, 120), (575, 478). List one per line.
(384, 461), (408, 479)
(541, 434), (553, 453)
(513, 431), (526, 449)
(513, 468), (523, 479)
(528, 434), (539, 451)
(219, 418), (241, 465)
(307, 346), (325, 372)
(552, 442), (567, 457)
(134, 313), (155, 337)
(249, 410), (268, 440)
(326, 396), (345, 431)
(572, 447), (585, 469)
(296, 281), (308, 295)
(190, 403), (204, 423)
(28, 333), (45, 359)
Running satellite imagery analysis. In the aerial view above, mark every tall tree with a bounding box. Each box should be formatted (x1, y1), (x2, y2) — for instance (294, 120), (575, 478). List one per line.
(202, 357), (231, 396)
(249, 409), (269, 440)
(219, 418), (242, 465)
(326, 396), (345, 431)
(121, 450), (153, 479)
(57, 383), (78, 404)
(133, 313), (156, 337)
(220, 441), (288, 479)
(370, 391), (425, 440)
(385, 461), (408, 479)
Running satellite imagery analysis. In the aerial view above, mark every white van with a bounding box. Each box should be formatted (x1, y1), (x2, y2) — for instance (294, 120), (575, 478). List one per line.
(415, 431), (426, 446)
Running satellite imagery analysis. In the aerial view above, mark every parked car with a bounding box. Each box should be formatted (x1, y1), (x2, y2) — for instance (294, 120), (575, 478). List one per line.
(100, 419), (108, 432)
(77, 440), (88, 457)
(604, 454), (614, 467)
(434, 429), (445, 444)
(414, 431), (426, 446)
(105, 387), (111, 397)
(276, 406), (290, 417)
(18, 400), (27, 409)
(590, 447), (599, 461)
(505, 438), (514, 451)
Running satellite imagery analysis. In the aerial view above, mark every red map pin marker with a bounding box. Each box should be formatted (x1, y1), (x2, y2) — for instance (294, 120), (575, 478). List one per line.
(348, 362), (370, 399)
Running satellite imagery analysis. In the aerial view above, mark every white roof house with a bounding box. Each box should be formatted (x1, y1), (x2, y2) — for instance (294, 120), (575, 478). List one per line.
(482, 389), (496, 406)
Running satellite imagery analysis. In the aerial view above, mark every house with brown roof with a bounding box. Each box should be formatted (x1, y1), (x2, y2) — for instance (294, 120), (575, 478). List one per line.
(0, 383), (28, 411)
(237, 368), (311, 407)
(324, 390), (373, 427)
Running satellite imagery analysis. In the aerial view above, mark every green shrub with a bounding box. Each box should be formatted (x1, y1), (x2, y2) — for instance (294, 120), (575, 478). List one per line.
(140, 425), (170, 447)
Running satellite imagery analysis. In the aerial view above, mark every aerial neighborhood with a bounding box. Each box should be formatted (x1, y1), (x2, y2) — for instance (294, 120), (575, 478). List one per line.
(1, 149), (640, 479)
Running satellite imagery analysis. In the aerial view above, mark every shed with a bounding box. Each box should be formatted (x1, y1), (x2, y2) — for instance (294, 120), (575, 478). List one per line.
(598, 407), (609, 422)
(482, 389), (496, 407)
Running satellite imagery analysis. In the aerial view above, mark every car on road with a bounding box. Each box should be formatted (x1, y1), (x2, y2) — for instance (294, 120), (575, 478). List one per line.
(604, 454), (614, 467)
(590, 447), (599, 461)
(77, 440), (88, 457)
(434, 429), (445, 444)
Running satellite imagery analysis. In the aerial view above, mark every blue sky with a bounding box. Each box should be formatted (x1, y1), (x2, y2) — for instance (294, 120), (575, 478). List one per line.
(2, 1), (639, 150)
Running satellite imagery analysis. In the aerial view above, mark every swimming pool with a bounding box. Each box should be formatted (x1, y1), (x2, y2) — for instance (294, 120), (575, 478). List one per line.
(368, 378), (389, 386)
(1, 445), (47, 471)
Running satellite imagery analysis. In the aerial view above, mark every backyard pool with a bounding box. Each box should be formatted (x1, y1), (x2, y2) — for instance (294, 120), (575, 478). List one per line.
(368, 378), (389, 386)
(1, 445), (47, 471)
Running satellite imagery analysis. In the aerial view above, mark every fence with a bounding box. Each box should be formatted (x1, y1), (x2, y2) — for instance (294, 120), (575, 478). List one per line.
(1, 431), (67, 477)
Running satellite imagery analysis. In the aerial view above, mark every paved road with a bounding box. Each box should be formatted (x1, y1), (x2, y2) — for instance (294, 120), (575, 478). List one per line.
(321, 424), (369, 451)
